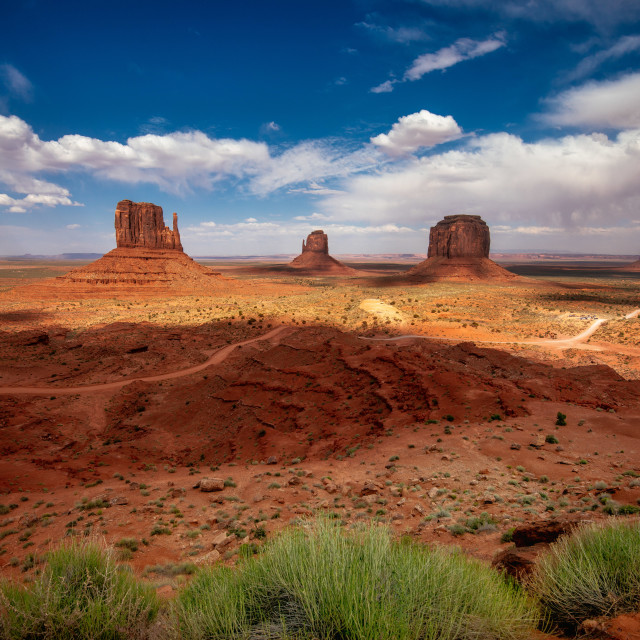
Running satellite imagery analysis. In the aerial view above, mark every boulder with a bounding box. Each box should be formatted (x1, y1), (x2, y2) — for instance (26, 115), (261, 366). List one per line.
(492, 547), (537, 580)
(512, 520), (575, 547)
(196, 477), (225, 492)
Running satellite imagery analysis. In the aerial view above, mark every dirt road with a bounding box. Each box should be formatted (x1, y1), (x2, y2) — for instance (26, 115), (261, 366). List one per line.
(0, 325), (290, 395)
(360, 310), (640, 351)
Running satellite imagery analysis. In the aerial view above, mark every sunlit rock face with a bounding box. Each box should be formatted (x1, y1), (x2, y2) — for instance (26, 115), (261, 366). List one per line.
(115, 200), (183, 251)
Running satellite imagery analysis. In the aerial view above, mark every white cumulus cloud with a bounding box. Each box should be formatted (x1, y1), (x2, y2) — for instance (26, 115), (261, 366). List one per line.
(0, 115), (382, 212)
(543, 72), (640, 129)
(321, 128), (640, 230)
(371, 110), (463, 156)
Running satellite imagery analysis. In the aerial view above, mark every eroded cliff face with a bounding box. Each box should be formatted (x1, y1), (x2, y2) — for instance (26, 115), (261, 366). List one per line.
(115, 200), (183, 251)
(427, 215), (490, 259)
(404, 214), (516, 282)
(301, 230), (329, 254)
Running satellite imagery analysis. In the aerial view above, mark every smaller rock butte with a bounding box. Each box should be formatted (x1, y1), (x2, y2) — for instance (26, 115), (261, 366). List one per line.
(115, 200), (183, 251)
(407, 214), (516, 281)
(288, 230), (357, 275)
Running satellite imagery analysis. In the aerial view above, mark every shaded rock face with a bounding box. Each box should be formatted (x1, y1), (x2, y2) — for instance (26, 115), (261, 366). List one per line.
(403, 214), (516, 282)
(289, 230), (356, 275)
(428, 215), (490, 259)
(301, 230), (329, 254)
(115, 200), (183, 251)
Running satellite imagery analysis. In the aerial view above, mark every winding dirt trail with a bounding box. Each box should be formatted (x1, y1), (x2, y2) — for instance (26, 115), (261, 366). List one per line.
(359, 310), (640, 351)
(0, 325), (291, 396)
(1, 309), (637, 396)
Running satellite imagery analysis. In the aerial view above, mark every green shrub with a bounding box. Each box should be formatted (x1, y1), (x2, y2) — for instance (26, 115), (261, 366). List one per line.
(530, 521), (640, 633)
(555, 412), (566, 426)
(173, 518), (538, 640)
(0, 540), (159, 639)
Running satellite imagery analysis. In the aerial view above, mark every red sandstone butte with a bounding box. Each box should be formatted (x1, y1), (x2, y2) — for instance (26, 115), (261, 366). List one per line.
(37, 200), (222, 296)
(115, 200), (183, 251)
(406, 215), (517, 282)
(288, 230), (357, 275)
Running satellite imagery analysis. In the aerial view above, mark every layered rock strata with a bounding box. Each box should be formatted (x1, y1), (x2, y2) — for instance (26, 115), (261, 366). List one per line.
(115, 200), (183, 251)
(407, 215), (516, 281)
(428, 215), (490, 259)
(50, 200), (221, 294)
(289, 230), (356, 275)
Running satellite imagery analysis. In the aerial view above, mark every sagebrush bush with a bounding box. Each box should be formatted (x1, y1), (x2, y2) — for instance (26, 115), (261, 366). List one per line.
(173, 518), (539, 640)
(529, 520), (640, 633)
(0, 540), (160, 639)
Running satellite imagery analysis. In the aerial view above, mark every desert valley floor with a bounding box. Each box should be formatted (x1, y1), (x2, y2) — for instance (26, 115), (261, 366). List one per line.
(0, 257), (639, 635)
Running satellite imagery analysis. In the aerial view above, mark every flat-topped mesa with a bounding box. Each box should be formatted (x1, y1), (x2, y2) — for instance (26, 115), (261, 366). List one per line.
(405, 214), (516, 282)
(115, 200), (183, 251)
(428, 214), (490, 259)
(302, 230), (329, 254)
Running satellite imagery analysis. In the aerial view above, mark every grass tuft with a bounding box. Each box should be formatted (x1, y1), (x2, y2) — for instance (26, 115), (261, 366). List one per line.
(173, 517), (538, 640)
(0, 539), (159, 639)
(529, 520), (640, 633)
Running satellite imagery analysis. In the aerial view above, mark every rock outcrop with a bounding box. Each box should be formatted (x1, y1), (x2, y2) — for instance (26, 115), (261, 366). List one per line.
(428, 215), (490, 259)
(405, 215), (516, 282)
(301, 229), (329, 254)
(47, 200), (223, 296)
(288, 230), (357, 275)
(115, 200), (182, 251)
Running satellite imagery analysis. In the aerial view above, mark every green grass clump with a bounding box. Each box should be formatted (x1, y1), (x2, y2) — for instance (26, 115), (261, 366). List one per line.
(530, 521), (640, 633)
(174, 518), (538, 640)
(0, 540), (159, 639)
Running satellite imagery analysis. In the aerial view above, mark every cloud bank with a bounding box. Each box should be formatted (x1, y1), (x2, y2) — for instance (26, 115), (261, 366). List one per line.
(0, 115), (378, 211)
(321, 128), (640, 230)
(543, 72), (640, 129)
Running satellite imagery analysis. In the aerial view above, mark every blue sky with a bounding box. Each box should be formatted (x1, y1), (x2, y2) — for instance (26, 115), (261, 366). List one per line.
(2, 0), (640, 256)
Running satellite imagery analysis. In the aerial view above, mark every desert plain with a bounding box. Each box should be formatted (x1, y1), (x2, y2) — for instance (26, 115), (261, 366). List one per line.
(1, 250), (639, 612)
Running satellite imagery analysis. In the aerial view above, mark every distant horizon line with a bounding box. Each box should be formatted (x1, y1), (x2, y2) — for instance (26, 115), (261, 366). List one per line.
(1, 251), (639, 261)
